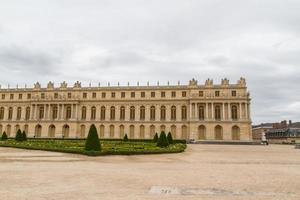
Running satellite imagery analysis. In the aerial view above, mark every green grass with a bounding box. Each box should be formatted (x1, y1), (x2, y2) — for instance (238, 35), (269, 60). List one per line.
(0, 139), (187, 156)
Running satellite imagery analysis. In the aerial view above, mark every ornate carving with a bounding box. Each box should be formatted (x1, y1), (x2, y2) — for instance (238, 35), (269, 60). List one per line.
(189, 78), (198, 86)
(237, 77), (246, 86)
(60, 81), (68, 89)
(221, 78), (229, 86)
(205, 78), (213, 86)
(47, 81), (54, 89)
(34, 82), (41, 89)
(73, 81), (81, 88)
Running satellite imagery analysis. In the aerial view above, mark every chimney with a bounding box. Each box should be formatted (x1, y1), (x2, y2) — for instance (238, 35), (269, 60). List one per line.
(289, 120), (292, 125)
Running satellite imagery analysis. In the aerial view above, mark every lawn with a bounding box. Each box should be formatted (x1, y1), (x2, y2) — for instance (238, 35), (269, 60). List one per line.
(0, 139), (187, 156)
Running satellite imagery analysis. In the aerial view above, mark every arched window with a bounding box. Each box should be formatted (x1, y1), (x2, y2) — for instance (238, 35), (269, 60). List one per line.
(199, 105), (205, 120)
(8, 107), (13, 120)
(150, 106), (155, 120)
(215, 125), (223, 140)
(150, 125), (155, 138)
(171, 106), (176, 120)
(80, 125), (85, 138)
(198, 125), (206, 140)
(140, 125), (145, 139)
(181, 125), (187, 139)
(52, 106), (57, 119)
(171, 125), (176, 139)
(101, 106), (106, 120)
(160, 125), (166, 132)
(6, 124), (11, 136)
(62, 124), (70, 138)
(66, 106), (72, 119)
(120, 106), (125, 120)
(130, 106), (135, 120)
(0, 107), (4, 120)
(110, 106), (115, 120)
(232, 125), (240, 140)
(25, 107), (30, 120)
(140, 106), (145, 120)
(129, 125), (134, 138)
(39, 106), (44, 119)
(24, 124), (29, 134)
(91, 106), (96, 120)
(215, 105), (221, 120)
(181, 106), (187, 120)
(119, 125), (125, 138)
(81, 106), (87, 120)
(48, 125), (55, 138)
(109, 125), (114, 138)
(35, 124), (42, 138)
(100, 125), (105, 138)
(0, 125), (2, 135)
(16, 107), (22, 120)
(160, 106), (166, 120)
(231, 105), (238, 120)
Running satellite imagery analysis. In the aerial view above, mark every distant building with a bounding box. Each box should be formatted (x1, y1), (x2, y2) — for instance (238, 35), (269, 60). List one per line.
(252, 123), (273, 141)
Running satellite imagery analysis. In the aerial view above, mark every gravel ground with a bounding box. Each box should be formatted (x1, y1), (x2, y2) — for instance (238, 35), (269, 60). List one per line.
(0, 144), (299, 200)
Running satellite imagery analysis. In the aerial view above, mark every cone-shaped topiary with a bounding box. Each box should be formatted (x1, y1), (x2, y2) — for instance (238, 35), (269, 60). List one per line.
(153, 133), (159, 143)
(22, 131), (27, 141)
(157, 131), (169, 148)
(1, 131), (8, 141)
(15, 129), (23, 142)
(167, 132), (173, 144)
(85, 124), (101, 151)
(123, 134), (129, 141)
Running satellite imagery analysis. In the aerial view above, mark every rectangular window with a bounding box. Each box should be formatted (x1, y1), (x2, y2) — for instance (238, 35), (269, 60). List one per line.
(215, 91), (220, 97)
(141, 92), (145, 98)
(41, 93), (45, 99)
(68, 92), (72, 98)
(182, 91), (187, 97)
(102, 92), (106, 98)
(161, 91), (165, 98)
(83, 93), (87, 99)
(1, 94), (5, 99)
(199, 91), (204, 97)
(111, 92), (115, 98)
(54, 93), (58, 99)
(92, 92), (96, 98)
(232, 91), (237, 97)
(171, 91), (176, 97)
(10, 94), (14, 100)
(151, 92), (155, 98)
(18, 94), (22, 99)
(131, 92), (135, 98)
(121, 92), (125, 98)
(27, 94), (31, 99)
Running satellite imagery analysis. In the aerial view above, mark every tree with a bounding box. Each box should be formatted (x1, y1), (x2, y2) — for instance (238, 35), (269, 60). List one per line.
(167, 132), (173, 144)
(15, 129), (23, 142)
(153, 133), (159, 143)
(1, 131), (8, 141)
(123, 134), (129, 142)
(85, 124), (101, 151)
(22, 131), (27, 141)
(157, 131), (169, 148)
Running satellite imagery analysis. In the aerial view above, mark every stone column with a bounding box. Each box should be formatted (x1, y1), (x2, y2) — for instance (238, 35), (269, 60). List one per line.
(61, 104), (65, 120)
(222, 103), (225, 120)
(239, 103), (242, 120)
(211, 103), (214, 120)
(205, 103), (208, 120)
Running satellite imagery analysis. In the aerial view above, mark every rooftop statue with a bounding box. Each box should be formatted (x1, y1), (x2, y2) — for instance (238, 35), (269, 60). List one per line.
(221, 78), (229, 86)
(189, 78), (198, 86)
(60, 81), (68, 89)
(73, 81), (81, 88)
(205, 78), (213, 86)
(47, 81), (54, 89)
(34, 82), (41, 89)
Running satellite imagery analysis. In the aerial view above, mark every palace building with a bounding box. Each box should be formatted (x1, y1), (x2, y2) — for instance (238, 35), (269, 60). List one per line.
(0, 78), (252, 141)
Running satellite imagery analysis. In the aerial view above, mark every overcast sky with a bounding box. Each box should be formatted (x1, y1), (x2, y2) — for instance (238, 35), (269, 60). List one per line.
(0, 0), (299, 124)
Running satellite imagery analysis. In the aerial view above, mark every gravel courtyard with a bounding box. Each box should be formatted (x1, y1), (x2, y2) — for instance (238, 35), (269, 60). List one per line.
(0, 144), (299, 200)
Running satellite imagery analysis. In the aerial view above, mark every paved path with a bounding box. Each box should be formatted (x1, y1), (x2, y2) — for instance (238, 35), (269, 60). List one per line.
(0, 144), (299, 200)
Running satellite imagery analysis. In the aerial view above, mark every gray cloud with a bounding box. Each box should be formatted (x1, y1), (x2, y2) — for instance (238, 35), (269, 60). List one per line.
(0, 0), (299, 124)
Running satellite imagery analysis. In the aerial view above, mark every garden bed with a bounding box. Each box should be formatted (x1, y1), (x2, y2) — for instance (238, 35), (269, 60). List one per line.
(0, 139), (187, 156)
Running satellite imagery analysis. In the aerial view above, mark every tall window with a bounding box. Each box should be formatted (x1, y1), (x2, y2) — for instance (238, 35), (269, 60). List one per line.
(66, 106), (72, 119)
(181, 105), (187, 120)
(8, 107), (13, 120)
(231, 105), (238, 120)
(39, 106), (44, 119)
(52, 106), (58, 119)
(130, 106), (135, 120)
(150, 106), (155, 120)
(0, 107), (4, 120)
(101, 106), (106, 120)
(17, 107), (21, 120)
(120, 106), (125, 120)
(110, 106), (115, 120)
(140, 106), (145, 120)
(81, 106), (87, 120)
(215, 105), (221, 120)
(171, 106), (176, 120)
(160, 106), (166, 120)
(91, 106), (96, 120)
(199, 105), (205, 120)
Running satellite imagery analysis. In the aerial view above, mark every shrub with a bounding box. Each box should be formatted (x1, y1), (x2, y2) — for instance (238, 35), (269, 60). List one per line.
(123, 134), (129, 141)
(153, 133), (159, 143)
(22, 131), (27, 141)
(1, 131), (8, 141)
(85, 124), (101, 151)
(157, 131), (169, 148)
(15, 129), (23, 142)
(167, 132), (173, 144)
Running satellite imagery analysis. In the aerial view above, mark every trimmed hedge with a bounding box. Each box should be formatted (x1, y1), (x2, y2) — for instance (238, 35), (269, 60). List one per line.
(85, 124), (101, 151)
(153, 133), (159, 143)
(15, 129), (23, 142)
(157, 131), (169, 148)
(123, 134), (129, 142)
(167, 132), (173, 144)
(1, 132), (8, 141)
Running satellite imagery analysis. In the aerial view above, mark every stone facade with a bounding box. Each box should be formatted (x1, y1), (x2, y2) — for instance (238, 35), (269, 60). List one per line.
(0, 78), (252, 141)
